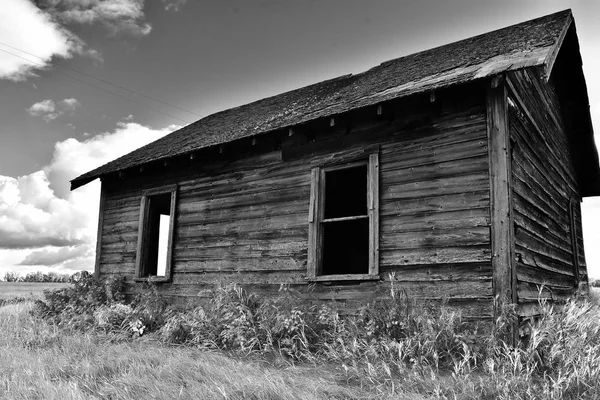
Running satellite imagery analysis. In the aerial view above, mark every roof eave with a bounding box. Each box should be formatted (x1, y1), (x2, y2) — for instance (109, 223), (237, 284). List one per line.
(542, 12), (573, 81)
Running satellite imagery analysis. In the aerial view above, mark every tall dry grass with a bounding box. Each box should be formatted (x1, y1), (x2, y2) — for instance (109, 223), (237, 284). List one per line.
(2, 274), (600, 399)
(0, 302), (390, 400)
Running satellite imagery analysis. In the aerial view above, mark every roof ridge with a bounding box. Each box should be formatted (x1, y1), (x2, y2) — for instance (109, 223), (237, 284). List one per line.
(71, 9), (575, 190)
(374, 9), (572, 71)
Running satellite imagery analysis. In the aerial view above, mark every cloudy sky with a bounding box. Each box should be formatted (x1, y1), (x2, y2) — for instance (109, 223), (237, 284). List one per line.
(1, 0), (599, 278)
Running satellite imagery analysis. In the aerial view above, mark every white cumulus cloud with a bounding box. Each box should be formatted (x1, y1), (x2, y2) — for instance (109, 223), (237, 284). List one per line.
(161, 0), (187, 12)
(19, 245), (92, 267)
(0, 172), (88, 250)
(0, 0), (78, 81)
(39, 0), (152, 36)
(0, 0), (153, 82)
(27, 98), (81, 121)
(0, 121), (178, 275)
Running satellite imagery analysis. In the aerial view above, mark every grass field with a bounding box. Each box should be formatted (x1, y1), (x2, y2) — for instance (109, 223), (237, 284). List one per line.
(0, 302), (401, 400)
(0, 282), (70, 300)
(2, 281), (600, 399)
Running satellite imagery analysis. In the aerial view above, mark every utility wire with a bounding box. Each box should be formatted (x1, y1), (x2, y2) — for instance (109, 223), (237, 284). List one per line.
(0, 41), (202, 118)
(0, 45), (195, 125)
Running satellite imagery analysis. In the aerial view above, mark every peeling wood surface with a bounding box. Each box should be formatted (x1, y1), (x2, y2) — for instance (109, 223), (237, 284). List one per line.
(507, 69), (587, 316)
(73, 11), (572, 190)
(98, 88), (492, 316)
(486, 76), (516, 323)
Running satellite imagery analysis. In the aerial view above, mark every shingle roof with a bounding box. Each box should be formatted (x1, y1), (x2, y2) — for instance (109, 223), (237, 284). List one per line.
(71, 9), (574, 190)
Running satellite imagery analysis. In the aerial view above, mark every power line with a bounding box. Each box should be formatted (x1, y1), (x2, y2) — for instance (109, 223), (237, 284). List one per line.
(0, 45), (196, 125)
(0, 41), (202, 118)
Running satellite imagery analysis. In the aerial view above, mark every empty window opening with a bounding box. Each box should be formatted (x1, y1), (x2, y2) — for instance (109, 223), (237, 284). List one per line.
(322, 164), (369, 275)
(324, 165), (367, 219)
(156, 214), (170, 276)
(322, 218), (369, 275)
(141, 192), (171, 277)
(135, 186), (177, 281)
(307, 152), (379, 281)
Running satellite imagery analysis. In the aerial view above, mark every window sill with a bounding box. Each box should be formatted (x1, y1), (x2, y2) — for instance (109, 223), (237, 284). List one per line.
(133, 276), (170, 283)
(307, 274), (380, 282)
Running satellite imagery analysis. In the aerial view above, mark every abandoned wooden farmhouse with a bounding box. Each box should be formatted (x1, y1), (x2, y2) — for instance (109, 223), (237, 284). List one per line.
(72, 10), (599, 320)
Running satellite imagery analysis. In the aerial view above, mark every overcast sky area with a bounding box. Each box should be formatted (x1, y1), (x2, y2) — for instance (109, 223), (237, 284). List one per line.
(0, 0), (599, 278)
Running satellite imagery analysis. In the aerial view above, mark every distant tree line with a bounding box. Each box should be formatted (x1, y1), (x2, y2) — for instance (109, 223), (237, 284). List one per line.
(2, 271), (73, 283)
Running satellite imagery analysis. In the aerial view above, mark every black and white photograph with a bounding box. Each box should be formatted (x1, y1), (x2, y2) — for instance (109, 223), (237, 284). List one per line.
(1, 1), (600, 398)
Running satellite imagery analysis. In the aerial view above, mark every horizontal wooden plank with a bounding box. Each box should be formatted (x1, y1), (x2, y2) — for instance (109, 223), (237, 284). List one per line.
(102, 209), (140, 224)
(381, 138), (488, 172)
(177, 227), (308, 248)
(100, 252), (136, 264)
(307, 279), (492, 300)
(510, 133), (570, 203)
(380, 113), (485, 157)
(516, 262), (574, 288)
(381, 155), (489, 187)
(173, 258), (306, 273)
(511, 174), (567, 227)
(511, 144), (570, 217)
(173, 243), (307, 261)
(517, 281), (575, 302)
(101, 231), (139, 245)
(99, 265), (136, 276)
(380, 262), (491, 282)
(515, 244), (574, 277)
(513, 216), (571, 256)
(507, 70), (577, 191)
(382, 173), (489, 200)
(178, 185), (308, 214)
(103, 219), (139, 232)
(178, 195), (308, 226)
(512, 193), (571, 250)
(180, 171), (310, 202)
(381, 226), (489, 250)
(177, 212), (306, 234)
(101, 241), (138, 253)
(172, 270), (306, 285)
(382, 245), (491, 265)
(381, 207), (490, 233)
(515, 227), (573, 267)
(380, 190), (489, 216)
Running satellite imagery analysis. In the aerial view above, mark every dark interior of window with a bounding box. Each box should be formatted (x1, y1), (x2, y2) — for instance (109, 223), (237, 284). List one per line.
(322, 218), (369, 275)
(142, 192), (172, 277)
(322, 164), (369, 275)
(324, 165), (367, 219)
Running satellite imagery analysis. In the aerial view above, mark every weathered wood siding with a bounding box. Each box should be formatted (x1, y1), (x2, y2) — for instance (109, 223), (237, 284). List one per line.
(98, 86), (492, 317)
(506, 68), (587, 314)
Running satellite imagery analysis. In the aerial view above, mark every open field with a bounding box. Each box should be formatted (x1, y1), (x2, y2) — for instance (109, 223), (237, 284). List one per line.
(2, 281), (600, 399)
(0, 302), (405, 400)
(0, 282), (70, 300)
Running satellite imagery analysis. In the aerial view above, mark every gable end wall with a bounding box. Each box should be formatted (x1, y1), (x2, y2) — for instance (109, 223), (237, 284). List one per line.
(506, 68), (587, 316)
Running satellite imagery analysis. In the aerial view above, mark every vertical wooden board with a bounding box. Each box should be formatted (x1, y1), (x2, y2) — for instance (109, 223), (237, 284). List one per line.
(568, 197), (581, 285)
(164, 188), (178, 281)
(307, 167), (320, 278)
(487, 76), (516, 318)
(134, 195), (147, 279)
(368, 152), (380, 276)
(95, 181), (106, 278)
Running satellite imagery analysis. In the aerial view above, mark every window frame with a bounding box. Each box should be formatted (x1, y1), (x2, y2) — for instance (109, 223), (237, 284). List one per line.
(307, 152), (379, 281)
(134, 184), (178, 283)
(568, 197), (581, 286)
